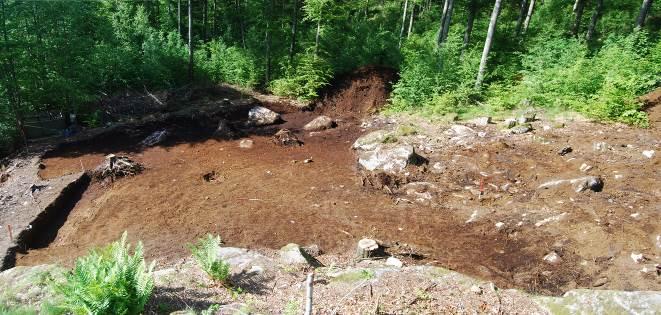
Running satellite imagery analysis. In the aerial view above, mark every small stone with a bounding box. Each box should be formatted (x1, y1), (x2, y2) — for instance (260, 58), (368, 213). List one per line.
(302, 244), (322, 256)
(303, 158), (313, 164)
(495, 222), (505, 230)
(470, 285), (483, 295)
(558, 146), (573, 156)
(593, 142), (608, 152)
(592, 277), (608, 287)
(642, 150), (655, 159)
(272, 129), (302, 146)
(239, 139), (254, 149)
(510, 124), (532, 134)
(630, 252), (645, 264)
(579, 163), (592, 172)
(503, 118), (517, 129)
(543, 251), (562, 265)
(280, 243), (312, 266)
(470, 117), (492, 126)
(385, 257), (403, 268)
(303, 115), (336, 131)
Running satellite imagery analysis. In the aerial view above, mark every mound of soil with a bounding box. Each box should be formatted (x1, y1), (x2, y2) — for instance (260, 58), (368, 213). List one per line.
(315, 66), (398, 118)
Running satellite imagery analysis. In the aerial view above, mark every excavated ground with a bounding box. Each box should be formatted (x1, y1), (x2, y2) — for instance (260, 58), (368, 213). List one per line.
(11, 80), (661, 296)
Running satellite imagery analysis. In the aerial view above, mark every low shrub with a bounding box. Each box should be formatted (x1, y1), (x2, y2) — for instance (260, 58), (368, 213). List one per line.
(52, 232), (155, 315)
(188, 234), (231, 283)
(270, 51), (333, 100)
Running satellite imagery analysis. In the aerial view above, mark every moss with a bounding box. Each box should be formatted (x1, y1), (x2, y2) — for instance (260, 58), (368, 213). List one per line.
(331, 269), (375, 283)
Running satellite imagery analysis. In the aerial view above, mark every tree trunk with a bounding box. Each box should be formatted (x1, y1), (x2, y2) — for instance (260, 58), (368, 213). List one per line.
(515, 0), (528, 36)
(315, 18), (321, 55)
(461, 0), (477, 57)
(407, 4), (415, 38)
(522, 0), (536, 33)
(440, 0), (454, 43)
(398, 0), (409, 48)
(266, 0), (274, 83)
(289, 0), (298, 63)
(572, 0), (585, 37)
(586, 0), (603, 41)
(238, 0), (246, 49)
(436, 0), (450, 45)
(202, 0), (207, 42)
(188, 0), (193, 82)
(475, 0), (502, 89)
(178, 0), (181, 36)
(0, 0), (26, 149)
(636, 0), (653, 28)
(212, 0), (217, 37)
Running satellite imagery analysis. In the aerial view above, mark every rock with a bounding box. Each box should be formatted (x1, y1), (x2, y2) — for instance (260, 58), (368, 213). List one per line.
(279, 243), (313, 266)
(302, 244), (322, 257)
(140, 129), (168, 147)
(272, 129), (302, 146)
(538, 176), (603, 192)
(593, 142), (608, 152)
(470, 285), (483, 295)
(543, 251), (562, 265)
(630, 252), (646, 264)
(503, 118), (517, 129)
(0, 265), (64, 311)
(358, 144), (424, 174)
(495, 222), (505, 230)
(533, 289), (661, 314)
(579, 163), (592, 172)
(385, 257), (404, 268)
(470, 117), (492, 126)
(446, 125), (476, 137)
(592, 277), (608, 287)
(642, 150), (655, 159)
(214, 119), (235, 139)
(247, 106), (280, 126)
(558, 146), (573, 156)
(352, 130), (393, 151)
(511, 124), (532, 134)
(402, 182), (437, 201)
(239, 139), (254, 149)
(303, 115), (335, 131)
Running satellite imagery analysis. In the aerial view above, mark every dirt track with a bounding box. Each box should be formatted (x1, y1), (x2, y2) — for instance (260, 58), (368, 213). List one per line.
(12, 79), (661, 296)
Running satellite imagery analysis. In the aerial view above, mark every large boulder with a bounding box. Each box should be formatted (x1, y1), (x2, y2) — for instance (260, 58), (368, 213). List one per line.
(247, 106), (281, 126)
(352, 130), (393, 151)
(358, 144), (424, 174)
(303, 115), (336, 131)
(279, 243), (315, 266)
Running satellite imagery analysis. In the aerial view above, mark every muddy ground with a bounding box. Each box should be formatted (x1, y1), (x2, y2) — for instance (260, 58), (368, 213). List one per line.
(6, 72), (661, 297)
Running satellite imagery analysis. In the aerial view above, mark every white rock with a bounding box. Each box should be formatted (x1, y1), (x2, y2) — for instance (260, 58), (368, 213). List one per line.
(279, 243), (312, 266)
(303, 115), (335, 131)
(239, 139), (254, 149)
(543, 252), (562, 265)
(495, 222), (505, 230)
(470, 285), (483, 295)
(470, 117), (491, 126)
(593, 142), (608, 152)
(385, 257), (404, 268)
(579, 163), (592, 172)
(358, 144), (422, 174)
(352, 130), (393, 151)
(630, 252), (645, 264)
(642, 150), (655, 159)
(247, 106), (280, 126)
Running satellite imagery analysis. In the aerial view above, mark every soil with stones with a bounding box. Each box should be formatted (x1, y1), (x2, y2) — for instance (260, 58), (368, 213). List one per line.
(12, 81), (661, 297)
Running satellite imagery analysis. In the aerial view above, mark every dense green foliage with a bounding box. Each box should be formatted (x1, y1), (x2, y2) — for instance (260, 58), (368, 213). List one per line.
(188, 234), (231, 283)
(51, 232), (155, 315)
(0, 0), (659, 155)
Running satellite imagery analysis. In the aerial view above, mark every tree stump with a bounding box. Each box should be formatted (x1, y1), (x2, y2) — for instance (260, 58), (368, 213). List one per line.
(356, 238), (380, 259)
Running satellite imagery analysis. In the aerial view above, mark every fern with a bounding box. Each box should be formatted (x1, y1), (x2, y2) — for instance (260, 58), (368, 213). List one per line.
(188, 234), (231, 283)
(52, 232), (155, 315)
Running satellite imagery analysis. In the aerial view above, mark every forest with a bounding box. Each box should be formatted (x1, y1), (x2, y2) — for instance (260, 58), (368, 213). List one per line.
(0, 0), (659, 155)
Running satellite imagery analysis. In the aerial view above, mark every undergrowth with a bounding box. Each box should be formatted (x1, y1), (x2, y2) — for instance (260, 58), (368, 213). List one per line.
(188, 234), (231, 284)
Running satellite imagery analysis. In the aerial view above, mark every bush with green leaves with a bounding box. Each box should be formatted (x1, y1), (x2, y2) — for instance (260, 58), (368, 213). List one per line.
(270, 51), (333, 100)
(51, 232), (155, 315)
(188, 234), (231, 283)
(198, 40), (262, 88)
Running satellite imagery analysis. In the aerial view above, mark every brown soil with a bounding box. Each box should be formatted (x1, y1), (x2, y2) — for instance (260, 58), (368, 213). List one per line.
(314, 66), (398, 118)
(15, 84), (661, 297)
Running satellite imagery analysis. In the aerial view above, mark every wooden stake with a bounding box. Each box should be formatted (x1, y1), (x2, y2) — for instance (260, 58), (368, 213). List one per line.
(304, 272), (314, 315)
(7, 224), (13, 242)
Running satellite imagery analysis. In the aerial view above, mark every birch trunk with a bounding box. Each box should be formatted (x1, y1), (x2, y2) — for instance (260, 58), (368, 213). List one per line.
(522, 0), (536, 33)
(636, 0), (653, 28)
(398, 0), (409, 48)
(475, 0), (502, 89)
(586, 0), (603, 41)
(440, 0), (454, 43)
(407, 4), (415, 38)
(289, 0), (298, 62)
(515, 0), (528, 36)
(572, 0), (585, 37)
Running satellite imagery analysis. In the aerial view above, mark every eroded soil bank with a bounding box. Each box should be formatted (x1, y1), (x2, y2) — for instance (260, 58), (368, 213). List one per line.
(11, 81), (661, 297)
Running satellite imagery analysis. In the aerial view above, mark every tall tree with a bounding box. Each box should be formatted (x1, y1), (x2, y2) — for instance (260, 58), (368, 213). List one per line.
(289, 0), (299, 62)
(522, 0), (535, 33)
(436, 0), (450, 45)
(178, 0), (181, 36)
(586, 0), (603, 41)
(515, 0), (528, 37)
(399, 0), (409, 48)
(636, 0), (653, 28)
(188, 0), (193, 82)
(572, 0), (585, 37)
(475, 0), (502, 89)
(461, 0), (478, 57)
(407, 3), (415, 38)
(437, 0), (454, 45)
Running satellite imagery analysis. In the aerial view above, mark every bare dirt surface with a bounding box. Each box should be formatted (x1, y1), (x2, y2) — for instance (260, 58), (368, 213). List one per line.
(11, 80), (661, 297)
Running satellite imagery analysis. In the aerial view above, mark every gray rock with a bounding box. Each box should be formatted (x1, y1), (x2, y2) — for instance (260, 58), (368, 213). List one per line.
(503, 118), (517, 129)
(247, 106), (280, 126)
(352, 130), (393, 151)
(358, 144), (423, 174)
(302, 244), (322, 257)
(141, 129), (168, 147)
(592, 277), (608, 287)
(511, 124), (532, 134)
(279, 243), (313, 266)
(303, 115), (335, 131)
(214, 119), (235, 138)
(533, 289), (661, 315)
(470, 117), (492, 126)
(446, 124), (476, 137)
(543, 251), (562, 265)
(593, 141), (608, 152)
(538, 176), (603, 192)
(385, 257), (404, 268)
(0, 265), (64, 311)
